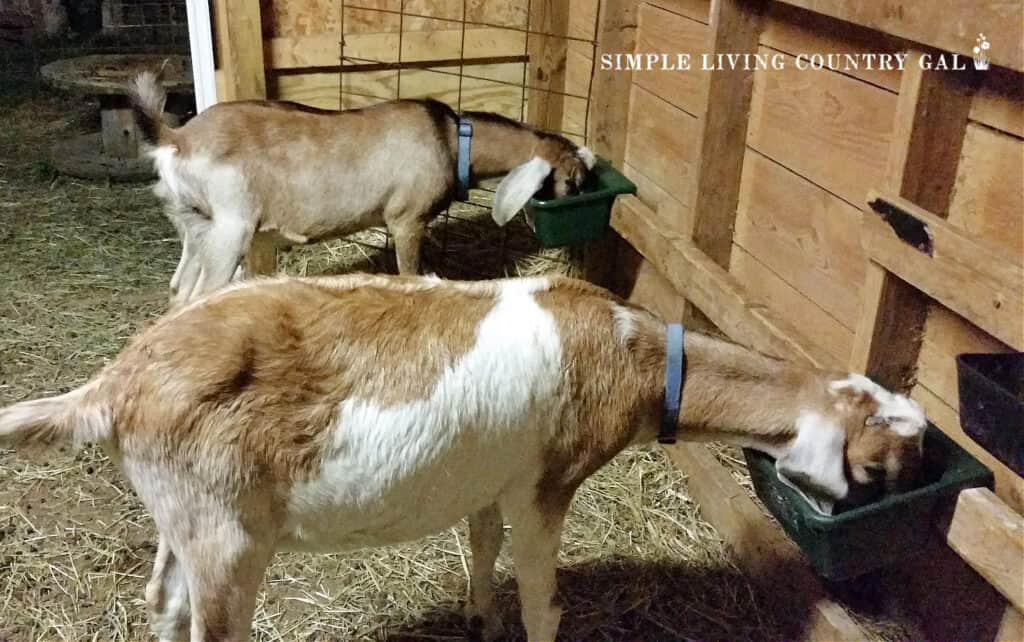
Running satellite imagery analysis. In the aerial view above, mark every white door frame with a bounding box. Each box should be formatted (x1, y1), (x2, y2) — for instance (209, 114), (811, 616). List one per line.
(184, 0), (218, 112)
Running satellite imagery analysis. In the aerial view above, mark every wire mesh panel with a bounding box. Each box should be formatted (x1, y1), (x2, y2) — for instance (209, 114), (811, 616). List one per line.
(265, 0), (602, 279)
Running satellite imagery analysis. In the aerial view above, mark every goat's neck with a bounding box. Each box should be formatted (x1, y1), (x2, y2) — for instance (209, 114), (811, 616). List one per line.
(465, 117), (546, 178)
(630, 323), (824, 457)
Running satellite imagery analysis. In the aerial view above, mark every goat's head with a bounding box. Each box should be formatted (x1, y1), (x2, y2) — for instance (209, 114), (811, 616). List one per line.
(776, 374), (927, 514)
(491, 136), (597, 226)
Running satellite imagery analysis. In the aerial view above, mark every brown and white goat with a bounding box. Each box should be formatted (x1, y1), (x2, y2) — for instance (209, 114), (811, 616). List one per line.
(130, 72), (596, 305)
(0, 275), (925, 641)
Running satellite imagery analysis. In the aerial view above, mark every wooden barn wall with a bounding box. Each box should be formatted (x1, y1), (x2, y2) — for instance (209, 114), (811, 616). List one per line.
(619, 0), (1024, 508)
(258, 0), (599, 141)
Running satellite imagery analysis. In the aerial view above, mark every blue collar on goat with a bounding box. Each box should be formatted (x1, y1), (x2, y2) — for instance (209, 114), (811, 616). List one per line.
(456, 117), (473, 200)
(660, 324), (686, 444)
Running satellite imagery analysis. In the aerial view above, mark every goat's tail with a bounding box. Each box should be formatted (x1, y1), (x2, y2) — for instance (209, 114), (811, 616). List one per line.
(130, 67), (173, 146)
(0, 383), (112, 450)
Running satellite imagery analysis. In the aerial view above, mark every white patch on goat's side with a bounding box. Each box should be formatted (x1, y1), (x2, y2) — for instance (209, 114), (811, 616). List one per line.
(611, 304), (636, 345)
(775, 410), (849, 514)
(830, 374), (926, 438)
(283, 280), (564, 551)
(577, 146), (597, 170)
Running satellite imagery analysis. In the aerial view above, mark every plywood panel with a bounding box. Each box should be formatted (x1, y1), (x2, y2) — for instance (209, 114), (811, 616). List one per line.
(261, 0), (340, 38)
(730, 245), (853, 363)
(336, 64), (525, 116)
(274, 72), (340, 108)
(734, 150), (865, 328)
(634, 3), (708, 116)
(747, 48), (897, 206)
(948, 123), (1024, 260)
(624, 84), (701, 214)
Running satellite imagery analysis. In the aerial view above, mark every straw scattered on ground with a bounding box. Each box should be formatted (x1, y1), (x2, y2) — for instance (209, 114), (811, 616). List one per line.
(0, 81), (916, 641)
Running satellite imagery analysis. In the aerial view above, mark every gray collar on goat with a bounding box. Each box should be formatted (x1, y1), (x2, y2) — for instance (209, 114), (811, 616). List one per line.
(456, 117), (473, 200)
(660, 324), (686, 444)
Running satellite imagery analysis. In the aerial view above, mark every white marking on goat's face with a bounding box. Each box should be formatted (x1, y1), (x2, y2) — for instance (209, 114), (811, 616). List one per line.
(830, 374), (926, 438)
(776, 410), (849, 515)
(285, 278), (563, 551)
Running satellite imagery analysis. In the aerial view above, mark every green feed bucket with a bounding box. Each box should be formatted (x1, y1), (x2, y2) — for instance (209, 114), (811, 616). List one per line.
(524, 158), (636, 248)
(743, 426), (992, 581)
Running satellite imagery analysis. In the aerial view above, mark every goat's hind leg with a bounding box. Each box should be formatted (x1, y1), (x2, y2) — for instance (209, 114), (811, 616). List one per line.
(146, 536), (191, 642)
(466, 503), (505, 641)
(189, 212), (256, 300)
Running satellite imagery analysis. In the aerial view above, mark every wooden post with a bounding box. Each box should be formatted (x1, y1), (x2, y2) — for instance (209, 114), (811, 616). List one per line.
(212, 0), (277, 276)
(680, 0), (766, 329)
(849, 50), (974, 389)
(99, 96), (140, 159)
(582, 0), (639, 287)
(526, 0), (570, 133)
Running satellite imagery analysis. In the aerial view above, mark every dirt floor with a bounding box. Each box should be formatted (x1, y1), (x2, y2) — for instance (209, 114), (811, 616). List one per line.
(0, 81), (918, 641)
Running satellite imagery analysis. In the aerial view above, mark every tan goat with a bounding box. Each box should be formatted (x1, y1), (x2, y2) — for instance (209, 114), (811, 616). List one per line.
(130, 73), (596, 305)
(0, 274), (926, 641)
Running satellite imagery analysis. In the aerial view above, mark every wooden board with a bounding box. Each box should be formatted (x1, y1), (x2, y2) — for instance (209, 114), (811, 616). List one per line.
(734, 150), (865, 328)
(864, 192), (1024, 351)
(526, 0), (570, 131)
(774, 0), (1024, 72)
(633, 3), (708, 116)
(746, 48), (897, 207)
(970, 66), (1024, 137)
(941, 488), (1024, 611)
(215, 0), (268, 101)
(730, 245), (854, 364)
(624, 84), (701, 215)
(643, 0), (710, 24)
(948, 123), (1024, 260)
(759, 2), (902, 92)
(612, 194), (839, 369)
(623, 162), (693, 233)
(266, 28), (527, 68)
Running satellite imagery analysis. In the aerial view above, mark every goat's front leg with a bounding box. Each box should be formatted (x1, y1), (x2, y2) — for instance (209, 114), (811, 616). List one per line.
(389, 217), (427, 275)
(502, 490), (571, 642)
(466, 503), (505, 641)
(145, 536), (191, 642)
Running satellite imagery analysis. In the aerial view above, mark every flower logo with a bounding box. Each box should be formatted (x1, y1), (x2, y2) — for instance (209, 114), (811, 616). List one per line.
(973, 33), (991, 70)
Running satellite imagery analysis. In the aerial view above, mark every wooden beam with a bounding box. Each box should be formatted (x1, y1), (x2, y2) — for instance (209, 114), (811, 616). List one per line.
(773, 0), (1023, 72)
(526, 0), (570, 132)
(583, 0), (639, 288)
(214, 0), (267, 101)
(940, 487), (1024, 612)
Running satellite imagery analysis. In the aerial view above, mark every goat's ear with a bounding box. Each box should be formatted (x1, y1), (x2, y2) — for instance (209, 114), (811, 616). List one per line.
(775, 412), (849, 515)
(577, 146), (597, 170)
(492, 156), (553, 226)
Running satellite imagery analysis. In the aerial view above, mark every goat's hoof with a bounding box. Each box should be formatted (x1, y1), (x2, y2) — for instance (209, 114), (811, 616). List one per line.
(465, 607), (504, 641)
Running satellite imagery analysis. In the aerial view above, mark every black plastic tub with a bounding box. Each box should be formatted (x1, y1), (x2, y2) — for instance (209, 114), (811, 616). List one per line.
(956, 352), (1024, 476)
(744, 426), (992, 581)
(524, 158), (636, 248)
